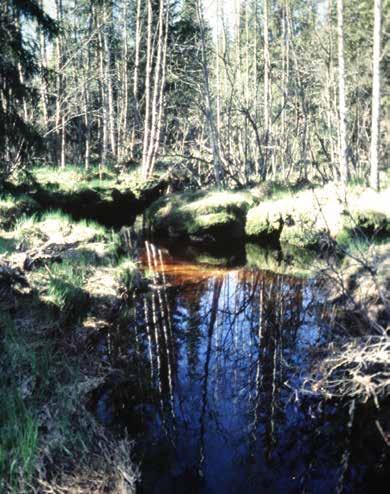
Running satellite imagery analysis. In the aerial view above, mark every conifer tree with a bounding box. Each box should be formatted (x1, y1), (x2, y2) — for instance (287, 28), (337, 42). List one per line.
(0, 0), (56, 180)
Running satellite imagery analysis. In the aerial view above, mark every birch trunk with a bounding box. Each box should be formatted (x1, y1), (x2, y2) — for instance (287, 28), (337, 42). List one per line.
(337, 0), (348, 185)
(142, 0), (153, 178)
(145, 0), (165, 175)
(196, 0), (222, 186)
(130, 0), (142, 159)
(370, 0), (381, 191)
(263, 0), (270, 180)
(103, 2), (116, 159)
(55, 0), (65, 169)
(150, 0), (170, 174)
(98, 18), (108, 169)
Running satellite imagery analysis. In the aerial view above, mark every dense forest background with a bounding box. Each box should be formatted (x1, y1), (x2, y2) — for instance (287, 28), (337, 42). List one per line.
(1, 2), (389, 492)
(1, 0), (388, 188)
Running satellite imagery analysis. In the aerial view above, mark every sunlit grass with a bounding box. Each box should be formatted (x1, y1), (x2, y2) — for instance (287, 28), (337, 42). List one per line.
(0, 313), (39, 492)
(36, 261), (90, 325)
(32, 164), (116, 191)
(13, 210), (108, 246)
(246, 182), (390, 248)
(116, 259), (138, 290)
(0, 193), (40, 230)
(184, 190), (254, 214)
(0, 194), (17, 209)
(31, 164), (154, 195)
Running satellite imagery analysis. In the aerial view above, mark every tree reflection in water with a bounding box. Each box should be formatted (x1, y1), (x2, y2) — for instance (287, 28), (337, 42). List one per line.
(95, 242), (389, 494)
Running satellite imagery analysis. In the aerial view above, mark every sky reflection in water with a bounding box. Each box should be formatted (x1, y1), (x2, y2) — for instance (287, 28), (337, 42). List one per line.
(96, 242), (388, 494)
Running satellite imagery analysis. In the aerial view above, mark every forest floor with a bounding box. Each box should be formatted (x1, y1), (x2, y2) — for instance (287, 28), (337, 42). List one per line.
(1, 167), (389, 491)
(0, 208), (141, 493)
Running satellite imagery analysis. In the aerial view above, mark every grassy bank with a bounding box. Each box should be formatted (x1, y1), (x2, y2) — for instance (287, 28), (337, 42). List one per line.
(0, 206), (140, 493)
(4, 165), (169, 227)
(246, 183), (390, 249)
(145, 181), (390, 255)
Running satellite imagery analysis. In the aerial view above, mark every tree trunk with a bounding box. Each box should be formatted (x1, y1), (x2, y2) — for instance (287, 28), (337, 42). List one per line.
(263, 0), (271, 180)
(337, 0), (348, 186)
(142, 0), (153, 178)
(196, 0), (222, 186)
(130, 0), (142, 159)
(98, 14), (108, 170)
(370, 0), (381, 191)
(145, 0), (165, 176)
(150, 0), (170, 174)
(55, 0), (65, 169)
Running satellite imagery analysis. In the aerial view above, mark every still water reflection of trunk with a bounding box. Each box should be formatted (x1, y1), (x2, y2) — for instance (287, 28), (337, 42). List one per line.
(95, 242), (388, 493)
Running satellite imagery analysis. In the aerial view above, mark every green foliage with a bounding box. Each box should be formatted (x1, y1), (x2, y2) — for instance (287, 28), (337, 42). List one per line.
(43, 262), (90, 325)
(116, 259), (138, 291)
(0, 313), (39, 492)
(0, 1), (57, 180)
(0, 194), (40, 230)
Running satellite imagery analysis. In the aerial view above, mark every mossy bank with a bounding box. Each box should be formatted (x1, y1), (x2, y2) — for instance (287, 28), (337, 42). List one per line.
(5, 165), (169, 227)
(145, 189), (254, 243)
(145, 183), (390, 253)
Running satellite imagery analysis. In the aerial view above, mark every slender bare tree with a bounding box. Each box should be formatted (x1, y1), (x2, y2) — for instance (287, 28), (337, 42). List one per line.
(337, 0), (348, 185)
(370, 0), (382, 191)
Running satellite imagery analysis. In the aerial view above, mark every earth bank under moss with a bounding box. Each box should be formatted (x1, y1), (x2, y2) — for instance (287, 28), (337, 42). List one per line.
(145, 189), (254, 243)
(145, 185), (390, 252)
(246, 185), (390, 249)
(4, 166), (169, 227)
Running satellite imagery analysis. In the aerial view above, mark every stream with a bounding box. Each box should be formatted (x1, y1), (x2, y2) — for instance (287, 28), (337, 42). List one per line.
(93, 241), (388, 493)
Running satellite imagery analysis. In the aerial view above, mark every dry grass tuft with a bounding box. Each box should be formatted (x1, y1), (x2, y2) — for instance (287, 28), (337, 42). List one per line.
(306, 336), (390, 404)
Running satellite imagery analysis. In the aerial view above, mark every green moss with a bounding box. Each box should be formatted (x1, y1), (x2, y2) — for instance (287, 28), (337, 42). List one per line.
(346, 209), (390, 236)
(146, 190), (254, 242)
(245, 202), (284, 239)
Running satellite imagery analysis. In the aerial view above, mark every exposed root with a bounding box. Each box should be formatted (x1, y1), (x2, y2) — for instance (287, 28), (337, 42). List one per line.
(305, 336), (390, 403)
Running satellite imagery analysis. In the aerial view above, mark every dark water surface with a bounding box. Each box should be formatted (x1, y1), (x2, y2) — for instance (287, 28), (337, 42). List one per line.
(95, 242), (389, 493)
